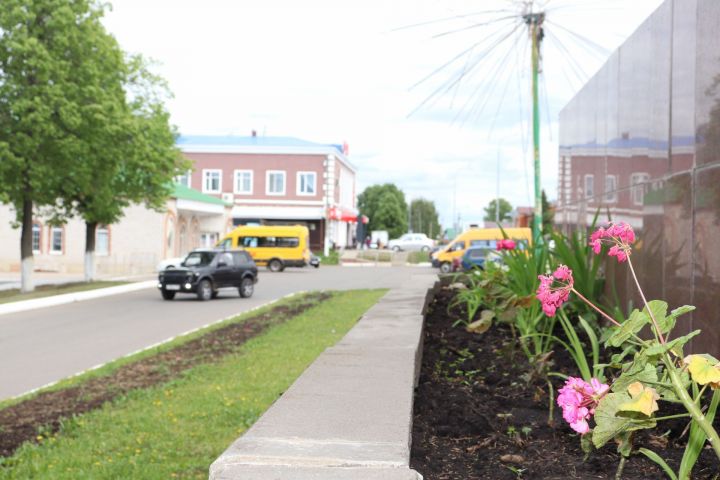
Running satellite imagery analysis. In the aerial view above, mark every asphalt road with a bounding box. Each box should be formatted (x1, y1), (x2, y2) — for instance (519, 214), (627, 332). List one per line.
(0, 266), (435, 400)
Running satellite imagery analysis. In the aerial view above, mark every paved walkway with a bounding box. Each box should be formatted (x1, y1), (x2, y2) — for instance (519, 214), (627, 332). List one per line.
(210, 273), (434, 479)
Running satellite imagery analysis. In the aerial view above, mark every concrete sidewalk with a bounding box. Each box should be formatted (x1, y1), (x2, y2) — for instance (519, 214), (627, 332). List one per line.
(210, 274), (434, 479)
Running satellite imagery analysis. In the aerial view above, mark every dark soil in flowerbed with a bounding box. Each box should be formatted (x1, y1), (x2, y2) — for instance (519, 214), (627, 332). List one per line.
(0, 291), (331, 458)
(410, 287), (720, 479)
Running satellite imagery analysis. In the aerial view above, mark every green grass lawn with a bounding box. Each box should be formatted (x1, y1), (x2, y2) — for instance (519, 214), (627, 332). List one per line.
(0, 281), (128, 305)
(406, 251), (431, 264)
(0, 289), (386, 479)
(357, 250), (393, 262)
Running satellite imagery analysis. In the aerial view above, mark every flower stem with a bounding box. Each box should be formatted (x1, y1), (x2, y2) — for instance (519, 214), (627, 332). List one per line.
(651, 413), (692, 422)
(570, 287), (621, 327)
(664, 354), (720, 460)
(627, 256), (666, 344)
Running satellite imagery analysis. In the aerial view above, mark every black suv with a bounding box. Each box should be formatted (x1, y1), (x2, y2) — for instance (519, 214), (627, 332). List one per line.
(157, 249), (258, 301)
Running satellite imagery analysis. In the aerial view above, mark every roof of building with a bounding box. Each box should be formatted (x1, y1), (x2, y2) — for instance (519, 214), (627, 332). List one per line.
(177, 135), (344, 153)
(176, 135), (355, 172)
(171, 183), (230, 206)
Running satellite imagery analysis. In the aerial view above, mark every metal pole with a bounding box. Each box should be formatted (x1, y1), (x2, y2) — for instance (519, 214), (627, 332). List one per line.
(530, 16), (543, 243)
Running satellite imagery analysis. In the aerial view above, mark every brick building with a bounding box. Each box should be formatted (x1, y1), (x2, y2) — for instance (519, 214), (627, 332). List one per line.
(177, 135), (359, 252)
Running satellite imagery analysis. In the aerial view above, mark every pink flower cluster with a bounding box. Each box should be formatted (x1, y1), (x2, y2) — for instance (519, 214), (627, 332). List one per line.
(557, 377), (610, 434)
(536, 265), (574, 317)
(589, 222), (636, 263)
(497, 239), (516, 251)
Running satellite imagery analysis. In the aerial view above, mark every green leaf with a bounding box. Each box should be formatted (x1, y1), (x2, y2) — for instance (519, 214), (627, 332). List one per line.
(466, 310), (494, 334)
(661, 305), (695, 334)
(608, 309), (649, 347)
(644, 330), (701, 356)
(638, 448), (678, 480)
(644, 300), (668, 332)
(616, 431), (633, 457)
(611, 364), (658, 393)
(610, 346), (637, 368)
(580, 433), (594, 455)
(592, 393), (657, 449)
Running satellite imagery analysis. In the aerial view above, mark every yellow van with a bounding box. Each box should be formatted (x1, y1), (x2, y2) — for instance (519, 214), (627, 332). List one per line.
(218, 225), (311, 272)
(431, 227), (532, 273)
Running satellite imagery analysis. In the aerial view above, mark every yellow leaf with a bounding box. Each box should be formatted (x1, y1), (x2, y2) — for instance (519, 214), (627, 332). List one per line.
(684, 355), (720, 387)
(619, 382), (659, 416)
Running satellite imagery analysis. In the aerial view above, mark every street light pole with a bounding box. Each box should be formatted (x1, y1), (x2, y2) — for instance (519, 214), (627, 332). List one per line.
(524, 11), (544, 244)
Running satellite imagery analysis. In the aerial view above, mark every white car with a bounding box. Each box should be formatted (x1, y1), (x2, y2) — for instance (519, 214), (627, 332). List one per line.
(387, 233), (434, 252)
(156, 256), (186, 272)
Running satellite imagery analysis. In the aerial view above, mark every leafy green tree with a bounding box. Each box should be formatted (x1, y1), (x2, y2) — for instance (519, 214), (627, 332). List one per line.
(372, 192), (407, 239)
(0, 1), (188, 286)
(409, 198), (441, 239)
(483, 198), (513, 223)
(357, 183), (407, 237)
(56, 56), (188, 281)
(0, 0), (124, 291)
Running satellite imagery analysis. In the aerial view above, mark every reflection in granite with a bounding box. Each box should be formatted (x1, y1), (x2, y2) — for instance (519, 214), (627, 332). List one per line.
(692, 166), (720, 353)
(556, 0), (720, 354)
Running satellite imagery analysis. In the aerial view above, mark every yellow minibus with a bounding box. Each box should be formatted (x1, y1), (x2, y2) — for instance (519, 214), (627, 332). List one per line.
(431, 227), (532, 273)
(218, 225), (311, 272)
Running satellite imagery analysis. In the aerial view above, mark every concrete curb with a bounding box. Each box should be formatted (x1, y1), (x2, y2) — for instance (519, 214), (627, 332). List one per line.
(0, 280), (156, 318)
(209, 276), (435, 479)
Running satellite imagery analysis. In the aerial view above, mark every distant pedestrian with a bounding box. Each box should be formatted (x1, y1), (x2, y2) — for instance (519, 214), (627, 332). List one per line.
(365, 235), (371, 250)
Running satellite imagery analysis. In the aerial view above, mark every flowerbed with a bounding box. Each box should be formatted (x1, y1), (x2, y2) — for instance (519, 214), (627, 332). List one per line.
(411, 222), (720, 479)
(410, 288), (720, 479)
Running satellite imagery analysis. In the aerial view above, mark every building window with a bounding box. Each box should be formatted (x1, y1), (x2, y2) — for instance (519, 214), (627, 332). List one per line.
(584, 174), (594, 199)
(297, 171), (317, 196)
(96, 225), (109, 256)
(604, 175), (618, 203)
(175, 170), (192, 188)
(50, 226), (63, 255)
(32, 223), (41, 254)
(202, 169), (222, 194)
(266, 170), (286, 195)
(630, 173), (649, 206)
(201, 232), (219, 247)
(234, 170), (253, 195)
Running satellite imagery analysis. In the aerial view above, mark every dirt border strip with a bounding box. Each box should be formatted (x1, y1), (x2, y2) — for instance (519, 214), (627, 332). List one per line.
(7, 291), (306, 404)
(0, 291), (324, 459)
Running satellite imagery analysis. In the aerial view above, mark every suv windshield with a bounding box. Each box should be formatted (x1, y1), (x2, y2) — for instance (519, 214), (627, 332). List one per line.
(182, 251), (216, 267)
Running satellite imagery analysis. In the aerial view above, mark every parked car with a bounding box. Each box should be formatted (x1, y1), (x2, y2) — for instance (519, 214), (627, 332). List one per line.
(387, 233), (434, 252)
(309, 254), (320, 268)
(432, 227), (531, 274)
(459, 247), (503, 271)
(157, 248), (258, 301)
(156, 256), (186, 272)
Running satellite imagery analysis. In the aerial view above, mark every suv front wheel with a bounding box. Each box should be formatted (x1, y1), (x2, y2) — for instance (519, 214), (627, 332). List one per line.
(239, 277), (254, 298)
(197, 279), (213, 301)
(439, 262), (452, 274)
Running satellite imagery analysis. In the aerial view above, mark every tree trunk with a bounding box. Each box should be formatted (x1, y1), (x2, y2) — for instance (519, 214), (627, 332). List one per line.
(84, 221), (97, 282)
(20, 198), (34, 293)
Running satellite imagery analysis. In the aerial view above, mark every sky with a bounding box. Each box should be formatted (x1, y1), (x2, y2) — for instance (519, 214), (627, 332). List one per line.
(102, 0), (664, 228)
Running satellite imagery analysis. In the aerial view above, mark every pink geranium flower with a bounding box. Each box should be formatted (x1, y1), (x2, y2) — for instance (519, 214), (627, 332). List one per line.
(589, 222), (635, 263)
(497, 239), (516, 251)
(557, 377), (609, 434)
(536, 265), (574, 317)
